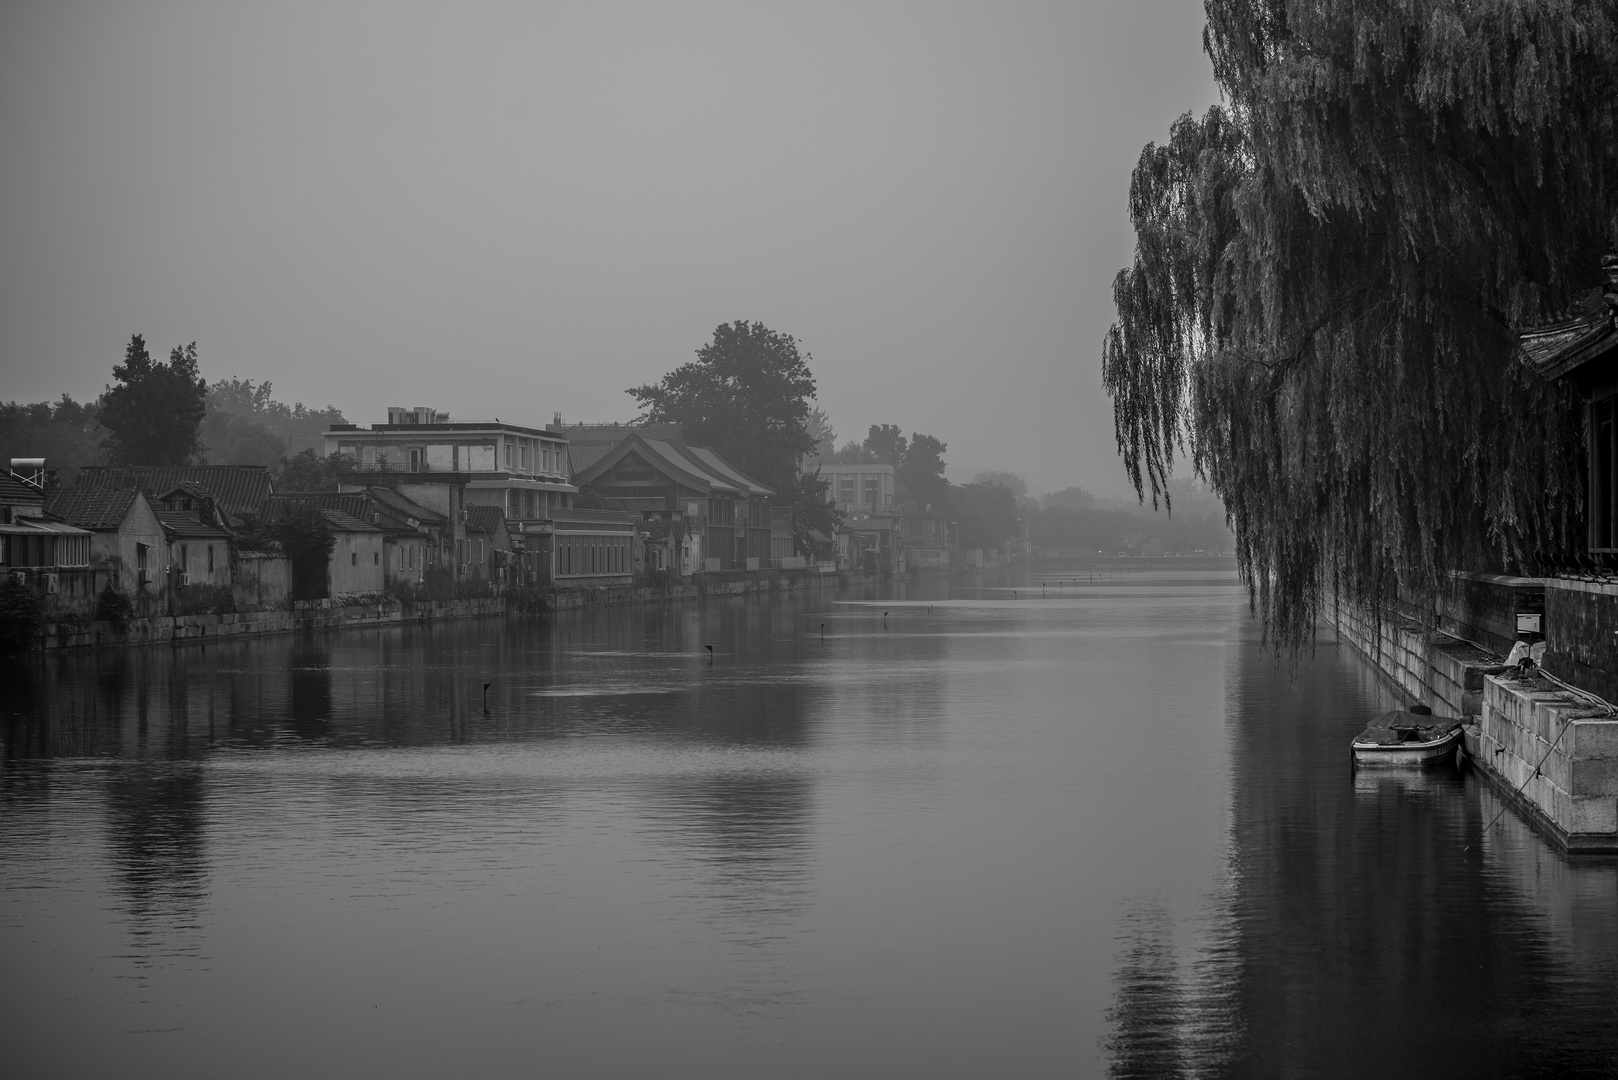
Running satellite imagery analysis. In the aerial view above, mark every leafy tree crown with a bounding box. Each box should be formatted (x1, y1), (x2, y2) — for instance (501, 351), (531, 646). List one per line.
(99, 335), (208, 465)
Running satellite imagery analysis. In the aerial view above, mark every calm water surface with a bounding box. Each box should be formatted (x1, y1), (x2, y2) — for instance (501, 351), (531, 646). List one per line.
(4, 560), (1618, 1078)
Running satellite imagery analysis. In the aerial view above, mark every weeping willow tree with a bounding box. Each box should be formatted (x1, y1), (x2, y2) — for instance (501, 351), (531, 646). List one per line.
(1104, 0), (1618, 649)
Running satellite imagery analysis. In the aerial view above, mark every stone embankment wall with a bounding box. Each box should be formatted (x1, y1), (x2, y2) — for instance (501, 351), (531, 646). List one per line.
(1330, 581), (1618, 854)
(550, 568), (846, 610)
(1469, 673), (1618, 851)
(1328, 598), (1499, 717)
(32, 596), (508, 651)
(28, 568), (850, 651)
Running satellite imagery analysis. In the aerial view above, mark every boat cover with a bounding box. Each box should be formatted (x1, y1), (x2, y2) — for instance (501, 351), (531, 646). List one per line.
(1355, 710), (1461, 746)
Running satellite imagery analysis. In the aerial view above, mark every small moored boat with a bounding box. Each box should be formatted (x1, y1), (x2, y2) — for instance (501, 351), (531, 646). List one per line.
(1351, 708), (1463, 768)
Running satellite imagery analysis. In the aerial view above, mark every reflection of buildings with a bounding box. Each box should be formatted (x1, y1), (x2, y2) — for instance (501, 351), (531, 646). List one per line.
(105, 764), (209, 968)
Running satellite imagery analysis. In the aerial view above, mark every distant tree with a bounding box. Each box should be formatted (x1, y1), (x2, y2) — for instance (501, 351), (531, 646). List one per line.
(863, 424), (907, 467)
(786, 470), (843, 556)
(628, 320), (817, 492)
(972, 471), (1027, 497)
(207, 377), (347, 438)
(900, 432), (950, 512)
(274, 449), (357, 492)
(954, 481), (1020, 550)
(231, 513), (279, 553)
(99, 335), (208, 465)
(271, 503), (336, 600)
(804, 406), (837, 464)
(1041, 486), (1095, 511)
(630, 320), (825, 548)
(0, 394), (103, 485)
(826, 440), (877, 465)
(201, 411), (287, 466)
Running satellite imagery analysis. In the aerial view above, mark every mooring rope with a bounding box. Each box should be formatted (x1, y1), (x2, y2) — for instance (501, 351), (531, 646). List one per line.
(1460, 716), (1573, 857)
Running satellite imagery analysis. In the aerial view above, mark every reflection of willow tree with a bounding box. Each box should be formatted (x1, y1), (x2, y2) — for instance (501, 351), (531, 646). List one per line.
(1168, 621), (1618, 1074)
(1104, 903), (1242, 1080)
(1105, 906), (1189, 1079)
(1103, 2), (1617, 650)
(105, 764), (209, 963)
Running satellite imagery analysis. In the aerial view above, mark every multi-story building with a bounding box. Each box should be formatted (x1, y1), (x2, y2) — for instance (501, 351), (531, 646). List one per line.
(323, 409), (578, 524)
(818, 462), (897, 515)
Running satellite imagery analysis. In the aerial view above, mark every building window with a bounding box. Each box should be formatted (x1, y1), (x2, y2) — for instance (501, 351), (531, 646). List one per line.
(207, 545), (214, 572)
(351, 551), (358, 566)
(409, 447), (424, 473)
(374, 551), (379, 565)
(180, 544), (188, 571)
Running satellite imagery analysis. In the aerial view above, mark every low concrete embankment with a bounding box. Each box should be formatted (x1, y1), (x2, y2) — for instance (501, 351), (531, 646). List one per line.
(1330, 590), (1618, 854)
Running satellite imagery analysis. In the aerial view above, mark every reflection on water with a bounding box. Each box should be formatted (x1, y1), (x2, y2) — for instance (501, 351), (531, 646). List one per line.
(4, 561), (1618, 1077)
(1101, 619), (1618, 1079)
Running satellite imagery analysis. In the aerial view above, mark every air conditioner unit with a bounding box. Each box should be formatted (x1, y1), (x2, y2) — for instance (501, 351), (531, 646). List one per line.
(177, 572), (191, 587)
(9, 569), (27, 587)
(43, 573), (58, 594)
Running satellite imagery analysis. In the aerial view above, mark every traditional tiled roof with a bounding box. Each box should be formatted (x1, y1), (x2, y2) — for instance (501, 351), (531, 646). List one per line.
(1521, 256), (1618, 383)
(43, 487), (143, 529)
(465, 504), (507, 536)
(264, 492), (373, 521)
(77, 465), (274, 517)
(285, 435), (325, 457)
(320, 509), (380, 532)
(0, 473), (46, 505)
(569, 431), (779, 499)
(640, 439), (731, 492)
(155, 511), (232, 540)
(678, 445), (775, 498)
(364, 486), (446, 525)
(263, 489), (449, 537)
(566, 441), (614, 474)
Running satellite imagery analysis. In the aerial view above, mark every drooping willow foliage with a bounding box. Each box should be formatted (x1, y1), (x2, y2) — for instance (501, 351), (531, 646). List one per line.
(1103, 0), (1618, 650)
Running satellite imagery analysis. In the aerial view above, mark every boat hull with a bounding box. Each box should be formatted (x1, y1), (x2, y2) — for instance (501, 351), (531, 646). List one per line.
(1352, 728), (1461, 768)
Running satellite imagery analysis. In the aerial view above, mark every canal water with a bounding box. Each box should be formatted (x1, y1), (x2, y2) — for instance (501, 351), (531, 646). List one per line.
(4, 559), (1618, 1078)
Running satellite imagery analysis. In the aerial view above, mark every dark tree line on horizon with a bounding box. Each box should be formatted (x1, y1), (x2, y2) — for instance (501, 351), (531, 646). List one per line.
(0, 333), (348, 485)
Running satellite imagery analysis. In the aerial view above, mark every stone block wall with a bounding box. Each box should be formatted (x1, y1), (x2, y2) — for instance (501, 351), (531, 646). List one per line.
(1329, 599), (1499, 717)
(1470, 674), (1618, 851)
(1334, 591), (1618, 853)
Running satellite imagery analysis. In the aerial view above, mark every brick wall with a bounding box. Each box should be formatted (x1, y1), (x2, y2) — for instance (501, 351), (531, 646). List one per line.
(1544, 579), (1618, 707)
(1436, 572), (1543, 656)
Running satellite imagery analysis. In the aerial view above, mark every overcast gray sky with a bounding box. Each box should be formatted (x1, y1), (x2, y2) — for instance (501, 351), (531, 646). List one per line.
(0, 1), (1216, 497)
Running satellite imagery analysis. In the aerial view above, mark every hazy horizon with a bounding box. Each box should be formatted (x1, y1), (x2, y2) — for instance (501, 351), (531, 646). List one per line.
(0, 1), (1217, 499)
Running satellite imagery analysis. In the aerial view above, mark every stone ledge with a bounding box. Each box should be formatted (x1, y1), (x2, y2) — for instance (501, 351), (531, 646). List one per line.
(1467, 674), (1618, 852)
